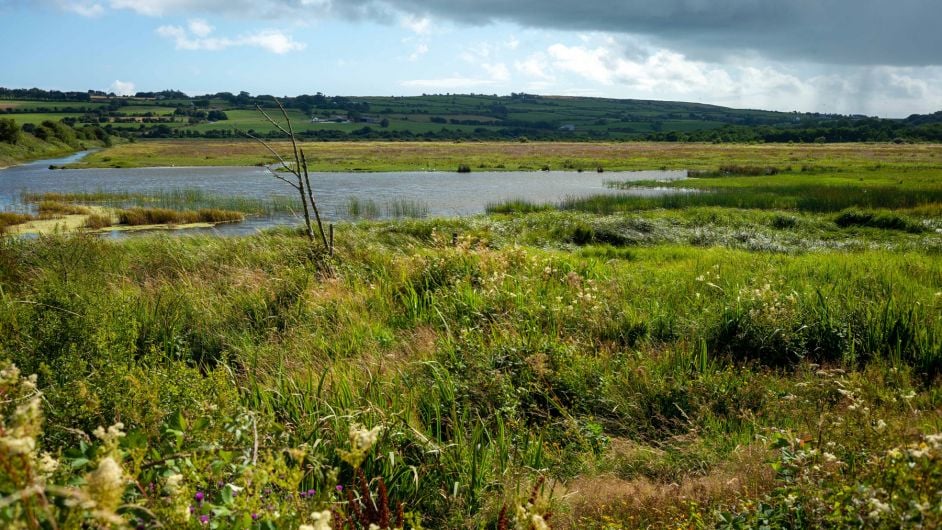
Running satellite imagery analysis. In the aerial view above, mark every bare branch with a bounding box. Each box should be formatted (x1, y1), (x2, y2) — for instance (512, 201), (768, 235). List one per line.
(254, 104), (294, 139)
(263, 166), (302, 192)
(300, 147), (329, 249)
(244, 131), (298, 177)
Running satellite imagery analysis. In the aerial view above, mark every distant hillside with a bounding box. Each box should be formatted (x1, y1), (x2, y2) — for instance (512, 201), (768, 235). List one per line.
(2, 87), (941, 143)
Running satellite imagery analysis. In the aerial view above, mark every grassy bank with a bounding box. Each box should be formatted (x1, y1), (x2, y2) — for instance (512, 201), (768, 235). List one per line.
(1, 202), (941, 528)
(67, 140), (942, 172)
(0, 133), (87, 167)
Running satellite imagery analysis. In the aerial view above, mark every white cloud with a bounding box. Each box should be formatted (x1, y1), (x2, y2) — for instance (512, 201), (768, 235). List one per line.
(515, 53), (554, 81)
(401, 14), (431, 34)
(156, 21), (305, 54)
(109, 80), (136, 95)
(242, 30), (307, 54)
(482, 62), (510, 82)
(60, 1), (105, 16)
(187, 18), (213, 37)
(408, 43), (429, 61)
(400, 76), (496, 89)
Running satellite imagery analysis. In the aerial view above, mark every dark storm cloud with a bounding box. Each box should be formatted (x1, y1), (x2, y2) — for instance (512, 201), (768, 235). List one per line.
(8, 0), (940, 65)
(359, 0), (941, 66)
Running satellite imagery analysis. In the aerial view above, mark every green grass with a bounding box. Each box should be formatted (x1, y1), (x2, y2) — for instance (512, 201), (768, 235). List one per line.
(5, 112), (84, 126)
(0, 218), (940, 528)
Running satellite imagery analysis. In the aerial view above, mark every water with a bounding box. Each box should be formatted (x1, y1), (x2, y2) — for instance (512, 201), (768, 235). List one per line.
(0, 151), (687, 236)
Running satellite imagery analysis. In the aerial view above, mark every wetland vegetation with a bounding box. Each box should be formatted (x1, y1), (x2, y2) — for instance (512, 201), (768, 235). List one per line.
(1, 140), (941, 529)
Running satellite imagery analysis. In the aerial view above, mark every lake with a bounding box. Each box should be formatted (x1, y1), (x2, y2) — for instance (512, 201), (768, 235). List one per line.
(0, 151), (688, 236)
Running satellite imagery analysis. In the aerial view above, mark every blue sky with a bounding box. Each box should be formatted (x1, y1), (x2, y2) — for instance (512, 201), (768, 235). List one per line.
(2, 0), (941, 117)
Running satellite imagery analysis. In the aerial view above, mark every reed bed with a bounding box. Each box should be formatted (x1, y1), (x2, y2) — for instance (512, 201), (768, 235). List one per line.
(22, 188), (299, 215)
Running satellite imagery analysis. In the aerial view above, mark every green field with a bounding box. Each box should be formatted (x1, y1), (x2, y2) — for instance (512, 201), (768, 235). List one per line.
(5, 112), (84, 126)
(10, 90), (939, 142)
(0, 99), (104, 111)
(2, 141), (942, 528)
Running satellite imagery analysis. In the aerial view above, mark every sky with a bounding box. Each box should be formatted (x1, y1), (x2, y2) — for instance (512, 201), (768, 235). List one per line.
(1, 0), (941, 118)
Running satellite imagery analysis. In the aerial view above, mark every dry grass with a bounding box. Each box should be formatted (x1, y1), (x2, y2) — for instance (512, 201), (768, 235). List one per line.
(83, 213), (113, 229)
(36, 200), (91, 218)
(0, 211), (34, 230)
(557, 442), (775, 529)
(118, 207), (243, 226)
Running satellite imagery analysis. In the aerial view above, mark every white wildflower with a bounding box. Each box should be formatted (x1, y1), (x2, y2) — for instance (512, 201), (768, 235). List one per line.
(823, 452), (838, 463)
(351, 424), (382, 453)
(874, 419), (887, 432)
(0, 363), (21, 385)
(530, 514), (550, 530)
(85, 456), (126, 513)
(38, 452), (59, 476)
(1, 435), (36, 455)
(309, 509), (332, 530)
(868, 498), (890, 519)
(164, 473), (183, 496)
(92, 423), (126, 445)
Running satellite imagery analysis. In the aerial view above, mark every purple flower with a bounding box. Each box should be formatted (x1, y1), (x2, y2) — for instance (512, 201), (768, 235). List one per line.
(251, 513), (259, 521)
(199, 515), (210, 524)
(307, 489), (316, 497)
(335, 485), (343, 492)
(299, 491), (307, 498)
(189, 505), (195, 514)
(195, 491), (205, 503)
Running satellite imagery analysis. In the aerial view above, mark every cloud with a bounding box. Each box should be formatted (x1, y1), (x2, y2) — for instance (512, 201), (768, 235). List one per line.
(187, 18), (212, 37)
(363, 0), (942, 67)
(35, 1), (938, 66)
(481, 62), (510, 82)
(401, 14), (430, 34)
(109, 80), (135, 95)
(156, 20), (305, 54)
(514, 53), (553, 81)
(400, 76), (496, 89)
(61, 1), (104, 16)
(408, 42), (429, 61)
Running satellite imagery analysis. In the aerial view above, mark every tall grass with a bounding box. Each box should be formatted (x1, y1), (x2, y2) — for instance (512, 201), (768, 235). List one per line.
(0, 211), (33, 231)
(386, 198), (429, 219)
(342, 197), (430, 219)
(481, 184), (942, 215)
(343, 197), (381, 219)
(118, 207), (244, 225)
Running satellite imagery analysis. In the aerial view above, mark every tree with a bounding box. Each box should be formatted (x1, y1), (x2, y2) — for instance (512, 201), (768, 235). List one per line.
(379, 118), (390, 128)
(245, 98), (329, 252)
(0, 118), (20, 144)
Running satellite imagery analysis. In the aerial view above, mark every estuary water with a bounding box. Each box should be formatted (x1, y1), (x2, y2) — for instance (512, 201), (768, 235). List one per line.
(0, 151), (687, 236)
